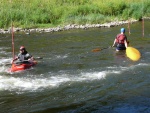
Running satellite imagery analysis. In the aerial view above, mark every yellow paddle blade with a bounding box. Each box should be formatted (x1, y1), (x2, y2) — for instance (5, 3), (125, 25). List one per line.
(126, 47), (141, 61)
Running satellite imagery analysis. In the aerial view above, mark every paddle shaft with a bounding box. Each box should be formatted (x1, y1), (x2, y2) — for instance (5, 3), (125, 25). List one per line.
(14, 57), (43, 63)
(92, 46), (111, 52)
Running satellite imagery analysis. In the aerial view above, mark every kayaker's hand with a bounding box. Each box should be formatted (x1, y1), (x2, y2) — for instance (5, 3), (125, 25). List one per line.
(12, 57), (18, 61)
(28, 58), (34, 62)
(30, 57), (34, 61)
(11, 60), (14, 64)
(28, 59), (31, 62)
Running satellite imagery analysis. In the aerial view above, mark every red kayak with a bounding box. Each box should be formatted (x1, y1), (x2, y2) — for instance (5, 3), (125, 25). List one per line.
(10, 61), (37, 72)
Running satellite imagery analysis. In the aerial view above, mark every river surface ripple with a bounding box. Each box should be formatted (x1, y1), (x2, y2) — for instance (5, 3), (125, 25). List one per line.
(0, 20), (150, 113)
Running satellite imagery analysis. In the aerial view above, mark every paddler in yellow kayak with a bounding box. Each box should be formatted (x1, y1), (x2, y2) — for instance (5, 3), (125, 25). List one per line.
(12, 46), (34, 64)
(112, 28), (128, 51)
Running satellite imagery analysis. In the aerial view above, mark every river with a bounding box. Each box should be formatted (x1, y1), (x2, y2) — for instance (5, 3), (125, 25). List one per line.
(0, 20), (150, 113)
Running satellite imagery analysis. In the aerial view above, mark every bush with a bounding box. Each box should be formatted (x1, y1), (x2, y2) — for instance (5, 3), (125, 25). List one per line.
(0, 0), (149, 28)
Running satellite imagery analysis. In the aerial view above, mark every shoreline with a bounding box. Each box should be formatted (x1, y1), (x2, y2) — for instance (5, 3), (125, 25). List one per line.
(0, 19), (140, 34)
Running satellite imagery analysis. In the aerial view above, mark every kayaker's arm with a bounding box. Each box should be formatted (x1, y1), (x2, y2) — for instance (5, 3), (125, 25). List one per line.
(124, 39), (128, 48)
(11, 57), (18, 63)
(14, 57), (18, 61)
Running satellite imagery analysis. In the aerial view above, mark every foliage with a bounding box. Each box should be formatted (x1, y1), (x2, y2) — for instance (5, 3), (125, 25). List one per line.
(0, 0), (149, 28)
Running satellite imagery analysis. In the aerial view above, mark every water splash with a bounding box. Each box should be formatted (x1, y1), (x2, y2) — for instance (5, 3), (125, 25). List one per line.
(0, 61), (149, 93)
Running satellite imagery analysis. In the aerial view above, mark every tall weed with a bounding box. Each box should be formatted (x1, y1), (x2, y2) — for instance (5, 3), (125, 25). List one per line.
(0, 0), (149, 28)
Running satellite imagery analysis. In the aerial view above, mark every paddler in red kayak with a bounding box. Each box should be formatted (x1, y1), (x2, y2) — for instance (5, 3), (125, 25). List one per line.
(112, 28), (128, 51)
(12, 46), (34, 64)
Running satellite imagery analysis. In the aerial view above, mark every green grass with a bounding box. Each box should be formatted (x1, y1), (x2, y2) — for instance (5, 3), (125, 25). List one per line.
(0, 0), (149, 28)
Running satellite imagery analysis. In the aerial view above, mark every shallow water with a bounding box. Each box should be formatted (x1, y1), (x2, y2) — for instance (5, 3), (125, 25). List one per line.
(0, 20), (150, 113)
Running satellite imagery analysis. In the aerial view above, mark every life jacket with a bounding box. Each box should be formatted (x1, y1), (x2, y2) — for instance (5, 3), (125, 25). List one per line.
(116, 34), (126, 44)
(18, 51), (31, 61)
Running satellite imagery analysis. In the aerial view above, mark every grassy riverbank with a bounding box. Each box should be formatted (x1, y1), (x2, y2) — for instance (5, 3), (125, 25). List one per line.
(0, 0), (150, 29)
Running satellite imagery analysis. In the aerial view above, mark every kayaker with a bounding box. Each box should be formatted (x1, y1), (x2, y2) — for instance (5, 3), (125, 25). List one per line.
(112, 28), (128, 51)
(12, 46), (34, 64)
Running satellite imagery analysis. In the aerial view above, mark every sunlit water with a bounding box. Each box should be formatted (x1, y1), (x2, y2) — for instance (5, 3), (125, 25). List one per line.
(0, 20), (150, 113)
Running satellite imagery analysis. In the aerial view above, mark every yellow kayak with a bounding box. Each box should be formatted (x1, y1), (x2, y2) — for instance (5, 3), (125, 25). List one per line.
(126, 47), (141, 61)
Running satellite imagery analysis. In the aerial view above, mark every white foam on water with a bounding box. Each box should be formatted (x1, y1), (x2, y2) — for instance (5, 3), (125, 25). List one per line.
(128, 63), (149, 70)
(79, 70), (120, 81)
(0, 62), (149, 93)
(0, 66), (7, 73)
(56, 54), (68, 59)
(0, 58), (12, 73)
(0, 47), (11, 55)
(0, 75), (71, 92)
(107, 66), (128, 71)
(107, 63), (150, 73)
(0, 70), (121, 92)
(44, 54), (69, 60)
(0, 58), (11, 65)
(0, 51), (7, 54)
